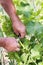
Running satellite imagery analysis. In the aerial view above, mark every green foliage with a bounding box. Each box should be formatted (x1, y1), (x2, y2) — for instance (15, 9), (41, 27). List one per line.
(0, 29), (3, 37)
(0, 0), (43, 65)
(26, 21), (43, 35)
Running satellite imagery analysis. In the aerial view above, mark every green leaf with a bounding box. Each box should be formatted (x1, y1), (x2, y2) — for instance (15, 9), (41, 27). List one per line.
(31, 49), (41, 60)
(21, 53), (28, 63)
(20, 2), (30, 7)
(38, 62), (43, 65)
(26, 21), (43, 36)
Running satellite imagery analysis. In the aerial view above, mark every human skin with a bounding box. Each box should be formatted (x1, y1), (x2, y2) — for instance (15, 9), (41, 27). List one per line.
(0, 0), (26, 38)
(0, 0), (26, 51)
(0, 38), (20, 52)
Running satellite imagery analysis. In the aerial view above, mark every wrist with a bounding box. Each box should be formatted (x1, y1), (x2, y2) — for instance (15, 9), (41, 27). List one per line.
(11, 13), (20, 23)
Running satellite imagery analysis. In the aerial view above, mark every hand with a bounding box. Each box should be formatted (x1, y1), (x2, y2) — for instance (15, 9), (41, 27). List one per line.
(3, 38), (20, 52)
(12, 15), (26, 38)
(1, 0), (26, 38)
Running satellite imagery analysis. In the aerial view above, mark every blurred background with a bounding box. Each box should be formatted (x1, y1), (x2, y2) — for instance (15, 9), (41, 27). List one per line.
(0, 0), (43, 65)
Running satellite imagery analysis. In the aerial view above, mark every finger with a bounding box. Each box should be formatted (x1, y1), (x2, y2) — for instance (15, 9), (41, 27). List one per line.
(14, 29), (19, 35)
(15, 48), (20, 51)
(17, 43), (20, 48)
(20, 32), (26, 38)
(15, 39), (20, 48)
